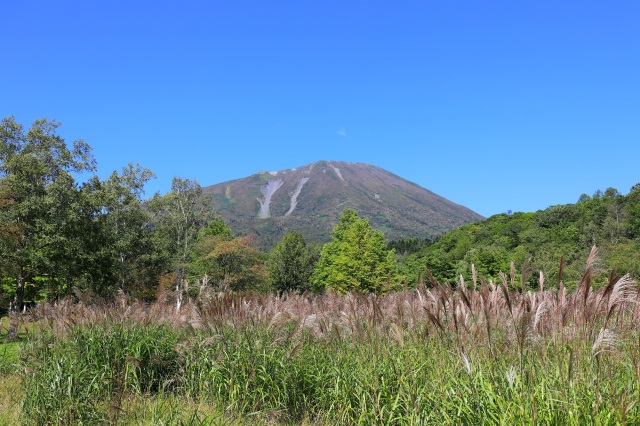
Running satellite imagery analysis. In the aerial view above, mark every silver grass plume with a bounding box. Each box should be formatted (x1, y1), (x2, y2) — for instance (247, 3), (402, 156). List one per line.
(592, 327), (617, 357)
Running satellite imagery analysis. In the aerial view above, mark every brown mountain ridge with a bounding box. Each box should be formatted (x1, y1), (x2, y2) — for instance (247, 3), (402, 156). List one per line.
(203, 161), (484, 247)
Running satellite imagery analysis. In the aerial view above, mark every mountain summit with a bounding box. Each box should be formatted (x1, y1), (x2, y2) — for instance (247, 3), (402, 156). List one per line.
(203, 161), (483, 247)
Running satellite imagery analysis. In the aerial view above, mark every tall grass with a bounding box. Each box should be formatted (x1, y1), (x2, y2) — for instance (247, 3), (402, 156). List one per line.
(0, 332), (22, 424)
(21, 323), (180, 424)
(12, 248), (640, 424)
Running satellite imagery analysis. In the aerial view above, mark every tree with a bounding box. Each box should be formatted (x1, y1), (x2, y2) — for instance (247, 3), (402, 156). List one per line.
(310, 209), (398, 294)
(199, 217), (234, 241)
(626, 183), (640, 238)
(0, 182), (20, 315)
(188, 218), (269, 293)
(0, 117), (95, 336)
(269, 230), (319, 294)
(191, 233), (269, 293)
(77, 163), (158, 298)
(149, 178), (213, 308)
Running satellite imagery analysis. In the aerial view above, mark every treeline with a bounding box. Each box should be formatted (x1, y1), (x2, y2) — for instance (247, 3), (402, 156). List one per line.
(397, 187), (640, 287)
(0, 117), (223, 315)
(3, 117), (640, 322)
(0, 118), (399, 322)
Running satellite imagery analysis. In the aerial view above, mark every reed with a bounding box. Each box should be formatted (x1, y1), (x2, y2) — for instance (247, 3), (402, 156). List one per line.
(7, 250), (640, 424)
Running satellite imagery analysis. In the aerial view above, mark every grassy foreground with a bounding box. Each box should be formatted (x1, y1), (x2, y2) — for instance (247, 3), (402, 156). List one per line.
(3, 252), (640, 424)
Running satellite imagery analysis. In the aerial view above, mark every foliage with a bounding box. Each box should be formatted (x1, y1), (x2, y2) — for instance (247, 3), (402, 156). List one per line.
(148, 178), (214, 298)
(387, 236), (435, 256)
(626, 183), (640, 238)
(0, 117), (96, 329)
(268, 230), (320, 294)
(199, 216), (234, 241)
(75, 163), (158, 298)
(401, 187), (640, 288)
(0, 117), (222, 313)
(191, 235), (270, 293)
(311, 209), (398, 293)
(190, 220), (270, 293)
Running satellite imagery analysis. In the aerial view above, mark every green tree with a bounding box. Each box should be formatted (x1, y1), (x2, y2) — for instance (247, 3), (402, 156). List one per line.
(626, 183), (640, 238)
(269, 230), (319, 294)
(0, 182), (20, 315)
(191, 233), (269, 293)
(77, 163), (158, 298)
(188, 217), (234, 283)
(199, 217), (234, 241)
(149, 178), (213, 307)
(311, 209), (398, 294)
(0, 117), (95, 336)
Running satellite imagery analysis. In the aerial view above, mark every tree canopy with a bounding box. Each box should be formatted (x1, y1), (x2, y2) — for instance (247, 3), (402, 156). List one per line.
(269, 230), (319, 294)
(398, 187), (640, 289)
(0, 117), (218, 319)
(311, 209), (398, 293)
(0, 117), (98, 334)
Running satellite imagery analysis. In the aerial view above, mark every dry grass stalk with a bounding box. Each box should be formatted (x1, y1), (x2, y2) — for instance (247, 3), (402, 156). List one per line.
(20, 248), (639, 364)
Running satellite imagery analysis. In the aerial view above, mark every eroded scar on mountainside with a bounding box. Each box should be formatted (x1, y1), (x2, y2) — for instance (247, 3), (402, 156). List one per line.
(329, 164), (344, 181)
(286, 178), (309, 216)
(257, 179), (284, 218)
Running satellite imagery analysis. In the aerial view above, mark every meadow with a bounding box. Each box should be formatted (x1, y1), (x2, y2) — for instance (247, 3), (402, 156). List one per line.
(2, 250), (640, 425)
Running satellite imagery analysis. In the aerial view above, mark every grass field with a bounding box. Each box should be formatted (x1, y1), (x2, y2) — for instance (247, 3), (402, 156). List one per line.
(0, 321), (22, 426)
(2, 252), (640, 424)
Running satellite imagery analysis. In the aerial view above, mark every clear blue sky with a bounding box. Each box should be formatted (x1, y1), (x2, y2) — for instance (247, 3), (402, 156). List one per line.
(3, 1), (639, 218)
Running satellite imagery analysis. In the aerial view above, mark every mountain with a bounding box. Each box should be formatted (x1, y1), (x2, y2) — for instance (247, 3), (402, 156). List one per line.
(203, 161), (484, 247)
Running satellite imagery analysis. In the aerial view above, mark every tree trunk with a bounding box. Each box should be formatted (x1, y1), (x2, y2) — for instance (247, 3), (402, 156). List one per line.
(175, 279), (182, 312)
(8, 270), (24, 339)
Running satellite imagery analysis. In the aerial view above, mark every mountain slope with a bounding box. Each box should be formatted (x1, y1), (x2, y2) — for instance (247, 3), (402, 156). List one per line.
(400, 186), (640, 286)
(203, 161), (483, 247)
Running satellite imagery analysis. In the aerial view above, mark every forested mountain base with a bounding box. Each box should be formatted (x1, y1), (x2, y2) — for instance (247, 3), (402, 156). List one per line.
(398, 187), (640, 288)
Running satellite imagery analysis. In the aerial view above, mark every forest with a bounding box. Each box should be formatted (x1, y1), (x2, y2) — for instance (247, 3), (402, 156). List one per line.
(397, 186), (640, 288)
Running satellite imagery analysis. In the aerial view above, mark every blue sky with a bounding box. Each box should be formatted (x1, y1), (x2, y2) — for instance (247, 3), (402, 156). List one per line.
(2, 1), (639, 218)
